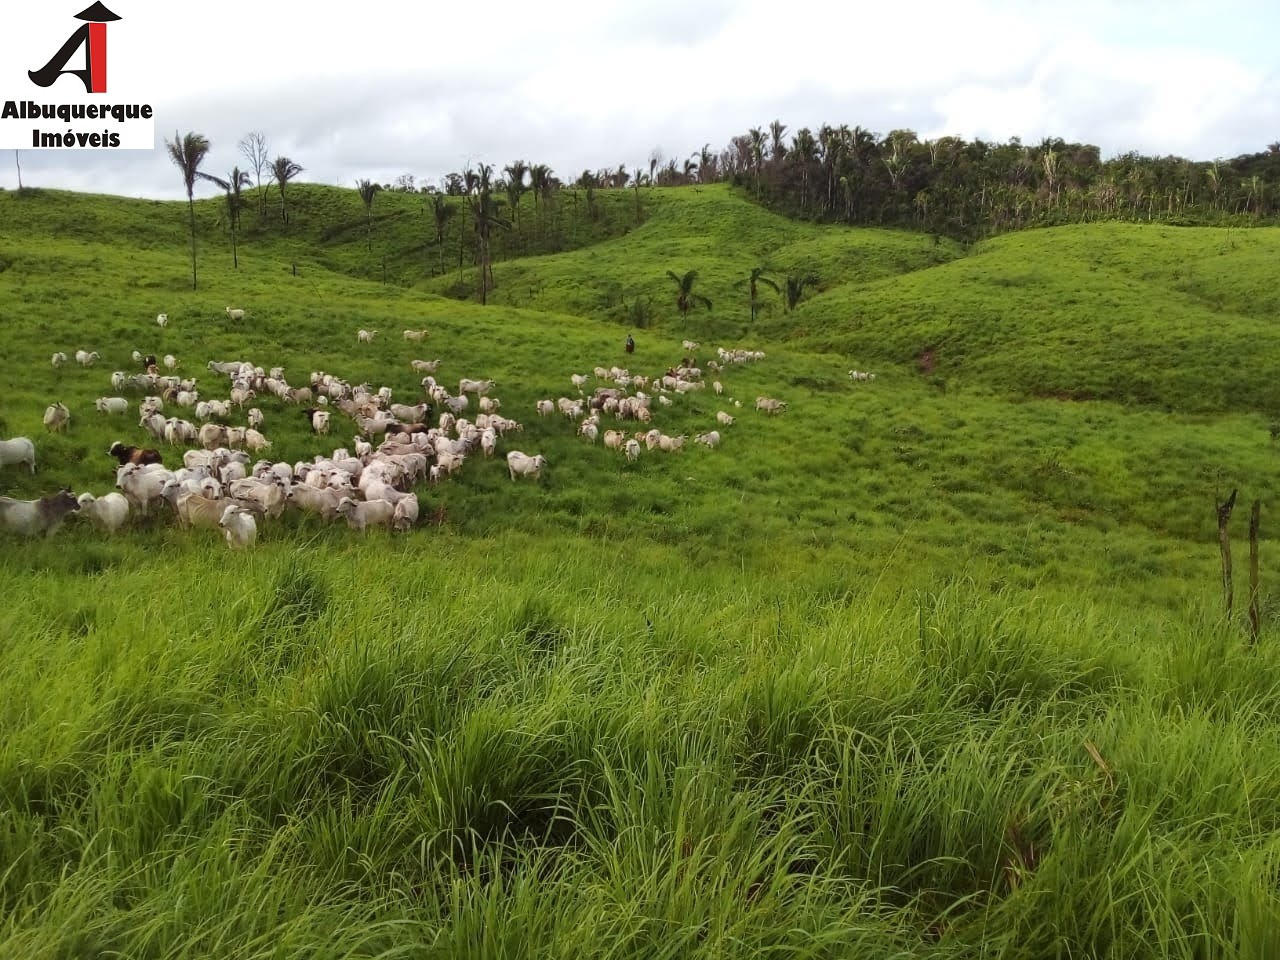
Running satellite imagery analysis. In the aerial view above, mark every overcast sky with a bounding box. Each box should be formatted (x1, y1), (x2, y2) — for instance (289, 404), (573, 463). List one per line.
(4, 0), (1278, 198)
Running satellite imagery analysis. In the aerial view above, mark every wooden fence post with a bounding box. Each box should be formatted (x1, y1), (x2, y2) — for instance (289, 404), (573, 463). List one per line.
(1218, 489), (1237, 618)
(1249, 500), (1261, 644)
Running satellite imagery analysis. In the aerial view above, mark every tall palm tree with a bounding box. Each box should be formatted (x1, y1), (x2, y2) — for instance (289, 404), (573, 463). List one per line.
(199, 166), (251, 269)
(748, 126), (767, 198)
(357, 178), (380, 251)
(467, 164), (511, 305)
(698, 143), (716, 183)
(165, 130), (211, 290)
(503, 160), (528, 226)
(745, 266), (780, 322)
(429, 193), (456, 275)
(791, 128), (818, 211)
(666, 269), (712, 326)
(632, 166), (645, 223)
(529, 163), (550, 221)
(768, 119), (788, 163)
(270, 156), (303, 224)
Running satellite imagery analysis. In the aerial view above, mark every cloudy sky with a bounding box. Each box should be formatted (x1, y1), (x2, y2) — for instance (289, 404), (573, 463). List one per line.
(3, 0), (1278, 198)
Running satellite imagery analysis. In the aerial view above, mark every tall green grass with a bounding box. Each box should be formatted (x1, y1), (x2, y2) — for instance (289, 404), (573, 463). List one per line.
(2, 184), (1280, 956)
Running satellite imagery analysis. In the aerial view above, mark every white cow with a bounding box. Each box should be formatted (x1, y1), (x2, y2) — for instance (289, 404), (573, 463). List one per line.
(506, 451), (547, 481)
(218, 504), (258, 548)
(0, 437), (37, 473)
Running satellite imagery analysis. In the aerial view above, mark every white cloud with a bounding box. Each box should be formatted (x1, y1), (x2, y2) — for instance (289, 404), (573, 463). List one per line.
(5, 0), (1279, 196)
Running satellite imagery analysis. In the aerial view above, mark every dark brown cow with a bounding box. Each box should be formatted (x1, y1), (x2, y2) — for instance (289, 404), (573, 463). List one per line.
(108, 442), (163, 466)
(383, 422), (429, 437)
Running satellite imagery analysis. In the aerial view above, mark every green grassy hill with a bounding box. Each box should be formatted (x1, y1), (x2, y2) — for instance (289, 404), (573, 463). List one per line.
(2, 183), (1280, 957)
(776, 222), (1280, 414)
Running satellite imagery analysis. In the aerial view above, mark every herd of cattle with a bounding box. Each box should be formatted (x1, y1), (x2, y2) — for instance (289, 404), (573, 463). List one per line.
(1, 327), (795, 547)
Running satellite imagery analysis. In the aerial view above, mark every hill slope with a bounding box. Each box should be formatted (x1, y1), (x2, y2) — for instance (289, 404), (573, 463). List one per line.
(774, 222), (1280, 414)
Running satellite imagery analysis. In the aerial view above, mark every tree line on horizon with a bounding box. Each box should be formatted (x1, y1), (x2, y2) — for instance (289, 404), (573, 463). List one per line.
(151, 122), (1280, 292)
(617, 122), (1280, 240)
(389, 123), (1280, 245)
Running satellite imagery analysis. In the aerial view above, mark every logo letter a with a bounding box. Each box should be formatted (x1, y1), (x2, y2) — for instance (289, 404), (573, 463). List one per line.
(28, 4), (121, 94)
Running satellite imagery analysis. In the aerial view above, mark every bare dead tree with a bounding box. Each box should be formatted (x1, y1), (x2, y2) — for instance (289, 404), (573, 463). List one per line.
(238, 131), (270, 215)
(14, 151), (21, 190)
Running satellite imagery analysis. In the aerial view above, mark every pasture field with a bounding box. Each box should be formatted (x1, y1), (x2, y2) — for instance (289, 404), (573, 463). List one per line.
(2, 183), (1280, 957)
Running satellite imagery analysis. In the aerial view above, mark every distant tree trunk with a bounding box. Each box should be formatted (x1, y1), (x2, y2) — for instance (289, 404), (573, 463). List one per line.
(231, 225), (238, 270)
(1250, 500), (1261, 643)
(187, 196), (198, 290)
(14, 151), (21, 190)
(1218, 489), (1238, 618)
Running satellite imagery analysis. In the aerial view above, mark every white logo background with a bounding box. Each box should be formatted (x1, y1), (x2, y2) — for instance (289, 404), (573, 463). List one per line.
(0, 3), (155, 149)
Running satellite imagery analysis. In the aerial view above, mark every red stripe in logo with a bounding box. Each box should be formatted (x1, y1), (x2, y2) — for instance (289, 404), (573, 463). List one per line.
(89, 22), (106, 93)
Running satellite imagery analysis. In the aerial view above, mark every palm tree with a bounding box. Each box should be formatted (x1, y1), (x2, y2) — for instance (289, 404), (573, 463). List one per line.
(697, 143), (716, 183)
(1205, 162), (1222, 214)
(790, 128), (818, 211)
(165, 130), (211, 290)
(745, 266), (780, 322)
(270, 156), (303, 224)
(467, 164), (511, 305)
(357, 178), (380, 251)
(199, 166), (251, 269)
(632, 166), (645, 223)
(503, 161), (528, 226)
(666, 269), (712, 326)
(748, 126), (767, 198)
(784, 273), (818, 312)
(768, 119), (788, 163)
(429, 193), (456, 275)
(529, 163), (550, 219)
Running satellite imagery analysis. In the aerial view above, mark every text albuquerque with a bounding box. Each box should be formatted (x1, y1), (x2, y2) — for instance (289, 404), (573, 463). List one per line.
(3, 99), (153, 148)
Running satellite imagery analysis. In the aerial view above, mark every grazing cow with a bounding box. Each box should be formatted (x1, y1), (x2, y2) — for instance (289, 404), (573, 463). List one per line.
(303, 408), (331, 434)
(76, 492), (130, 532)
(43, 402), (71, 433)
(108, 441), (163, 466)
(506, 450), (547, 481)
(392, 495), (419, 532)
(218, 504), (258, 549)
(0, 489), (80, 537)
(0, 437), (37, 474)
(335, 497), (396, 531)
